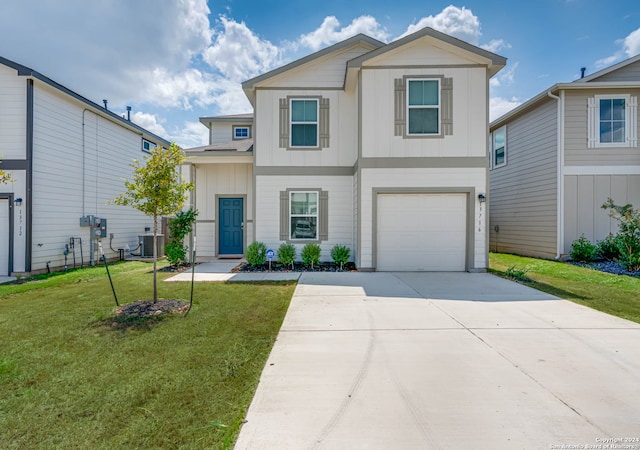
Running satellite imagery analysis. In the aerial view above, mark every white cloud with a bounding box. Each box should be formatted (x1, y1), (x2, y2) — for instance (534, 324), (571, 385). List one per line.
(203, 16), (283, 82)
(490, 97), (522, 122)
(490, 62), (519, 88)
(171, 121), (210, 149)
(623, 27), (640, 57)
(299, 16), (390, 51)
(481, 39), (511, 54)
(399, 6), (481, 44)
(129, 111), (168, 139)
(594, 26), (640, 69)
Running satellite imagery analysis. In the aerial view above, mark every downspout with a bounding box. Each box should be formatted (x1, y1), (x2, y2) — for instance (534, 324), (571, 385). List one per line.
(25, 79), (34, 273)
(547, 90), (564, 259)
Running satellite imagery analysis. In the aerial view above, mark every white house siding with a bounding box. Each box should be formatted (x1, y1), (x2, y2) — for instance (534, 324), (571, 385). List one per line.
(359, 168), (486, 270)
(489, 99), (558, 258)
(361, 67), (488, 158)
(192, 163), (253, 257)
(0, 65), (27, 159)
(254, 89), (358, 167)
(564, 174), (640, 253)
(254, 175), (354, 262)
(29, 82), (155, 272)
(257, 43), (377, 89)
(564, 89), (640, 166)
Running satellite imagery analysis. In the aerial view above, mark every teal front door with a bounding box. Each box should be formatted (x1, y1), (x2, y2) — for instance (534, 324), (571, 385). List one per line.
(219, 198), (243, 255)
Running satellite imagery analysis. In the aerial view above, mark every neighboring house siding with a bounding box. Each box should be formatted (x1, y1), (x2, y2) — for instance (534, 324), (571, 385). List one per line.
(564, 89), (640, 166)
(590, 61), (640, 82)
(209, 123), (233, 145)
(489, 98), (558, 258)
(564, 174), (640, 253)
(192, 163), (253, 257)
(254, 89), (358, 167)
(30, 83), (153, 271)
(254, 175), (354, 262)
(0, 65), (27, 159)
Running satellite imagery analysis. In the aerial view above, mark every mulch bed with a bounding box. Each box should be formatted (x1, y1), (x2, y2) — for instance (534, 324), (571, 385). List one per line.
(235, 262), (357, 273)
(567, 260), (639, 277)
(114, 299), (190, 317)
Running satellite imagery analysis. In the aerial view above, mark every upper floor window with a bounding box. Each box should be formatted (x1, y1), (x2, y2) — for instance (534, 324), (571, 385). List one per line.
(492, 126), (506, 168)
(290, 99), (319, 147)
(407, 79), (440, 135)
(588, 94), (637, 148)
(394, 76), (453, 138)
(142, 138), (156, 153)
(233, 126), (250, 140)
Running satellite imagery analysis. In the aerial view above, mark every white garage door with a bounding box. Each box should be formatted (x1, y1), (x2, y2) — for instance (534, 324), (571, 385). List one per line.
(377, 193), (467, 271)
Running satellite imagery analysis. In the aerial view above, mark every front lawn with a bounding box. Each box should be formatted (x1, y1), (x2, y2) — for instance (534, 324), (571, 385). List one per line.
(0, 261), (295, 449)
(489, 252), (640, 324)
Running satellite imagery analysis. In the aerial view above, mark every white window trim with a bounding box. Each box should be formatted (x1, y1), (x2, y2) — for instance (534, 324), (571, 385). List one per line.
(406, 78), (441, 136)
(492, 126), (507, 169)
(233, 126), (250, 140)
(289, 191), (318, 241)
(142, 138), (156, 153)
(290, 98), (319, 148)
(588, 94), (637, 148)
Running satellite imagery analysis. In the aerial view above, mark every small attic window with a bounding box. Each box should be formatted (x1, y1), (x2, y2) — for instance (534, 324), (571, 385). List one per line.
(142, 138), (156, 153)
(233, 126), (250, 140)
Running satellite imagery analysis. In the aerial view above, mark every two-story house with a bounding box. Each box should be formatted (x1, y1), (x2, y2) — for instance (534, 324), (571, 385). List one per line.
(489, 54), (640, 259)
(0, 56), (170, 277)
(185, 27), (506, 271)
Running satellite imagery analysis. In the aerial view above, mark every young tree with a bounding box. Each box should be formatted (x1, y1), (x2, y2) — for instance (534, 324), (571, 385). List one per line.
(113, 143), (193, 302)
(0, 159), (14, 184)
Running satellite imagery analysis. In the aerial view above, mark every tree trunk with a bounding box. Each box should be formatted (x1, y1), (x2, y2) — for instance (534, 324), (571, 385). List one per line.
(153, 214), (158, 303)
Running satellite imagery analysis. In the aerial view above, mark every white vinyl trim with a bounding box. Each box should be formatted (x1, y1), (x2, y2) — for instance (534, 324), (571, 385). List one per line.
(563, 165), (640, 175)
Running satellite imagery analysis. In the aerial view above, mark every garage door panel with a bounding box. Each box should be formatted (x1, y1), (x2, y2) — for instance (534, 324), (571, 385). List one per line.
(377, 194), (467, 271)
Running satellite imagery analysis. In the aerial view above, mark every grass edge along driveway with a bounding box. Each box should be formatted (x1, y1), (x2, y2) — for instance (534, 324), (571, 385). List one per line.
(489, 252), (640, 324)
(0, 261), (295, 449)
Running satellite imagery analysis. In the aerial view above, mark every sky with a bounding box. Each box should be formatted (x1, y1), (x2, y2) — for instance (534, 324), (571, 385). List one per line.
(1, 0), (639, 149)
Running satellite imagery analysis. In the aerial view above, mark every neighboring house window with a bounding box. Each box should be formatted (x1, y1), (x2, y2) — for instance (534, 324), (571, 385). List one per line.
(492, 126), (506, 168)
(233, 126), (250, 139)
(394, 76), (453, 138)
(278, 97), (330, 149)
(142, 139), (156, 153)
(290, 99), (318, 147)
(588, 95), (638, 148)
(279, 189), (329, 241)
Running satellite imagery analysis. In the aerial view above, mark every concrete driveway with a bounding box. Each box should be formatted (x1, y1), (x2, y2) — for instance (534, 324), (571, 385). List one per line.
(234, 272), (640, 450)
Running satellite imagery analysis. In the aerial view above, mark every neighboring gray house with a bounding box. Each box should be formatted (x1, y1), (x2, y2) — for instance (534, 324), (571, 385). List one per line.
(0, 56), (170, 276)
(185, 27), (506, 271)
(489, 54), (640, 259)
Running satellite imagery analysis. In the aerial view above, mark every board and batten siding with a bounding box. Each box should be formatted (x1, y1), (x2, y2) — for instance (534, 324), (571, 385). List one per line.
(30, 82), (154, 271)
(564, 89), (640, 166)
(489, 98), (558, 258)
(192, 163), (253, 257)
(254, 89), (358, 167)
(564, 174), (640, 254)
(360, 67), (487, 159)
(254, 175), (354, 262)
(0, 64), (27, 159)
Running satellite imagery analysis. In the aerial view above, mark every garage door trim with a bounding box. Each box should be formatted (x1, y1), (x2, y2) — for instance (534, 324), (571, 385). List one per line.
(372, 187), (475, 271)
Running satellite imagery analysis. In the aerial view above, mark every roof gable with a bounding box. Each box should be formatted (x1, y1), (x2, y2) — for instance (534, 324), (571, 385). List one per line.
(576, 54), (640, 83)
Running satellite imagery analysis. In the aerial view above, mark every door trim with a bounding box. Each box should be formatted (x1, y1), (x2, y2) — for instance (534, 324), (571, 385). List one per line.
(0, 194), (15, 276)
(215, 195), (246, 256)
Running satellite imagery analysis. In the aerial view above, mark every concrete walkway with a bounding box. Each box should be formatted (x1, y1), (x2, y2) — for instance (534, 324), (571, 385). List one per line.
(234, 272), (640, 449)
(165, 259), (300, 282)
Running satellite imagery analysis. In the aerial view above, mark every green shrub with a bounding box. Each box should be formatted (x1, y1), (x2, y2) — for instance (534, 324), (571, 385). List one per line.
(331, 244), (350, 270)
(602, 199), (640, 271)
(570, 235), (598, 262)
(301, 243), (321, 269)
(165, 208), (198, 266)
(277, 243), (296, 269)
(596, 234), (621, 261)
(505, 265), (530, 281)
(246, 241), (267, 266)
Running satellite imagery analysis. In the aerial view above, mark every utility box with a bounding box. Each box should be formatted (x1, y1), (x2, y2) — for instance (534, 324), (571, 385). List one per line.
(139, 234), (165, 258)
(80, 216), (91, 227)
(97, 218), (107, 238)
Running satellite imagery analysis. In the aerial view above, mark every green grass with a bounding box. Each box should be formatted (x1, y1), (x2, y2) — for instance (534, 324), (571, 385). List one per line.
(490, 252), (640, 324)
(0, 261), (295, 449)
